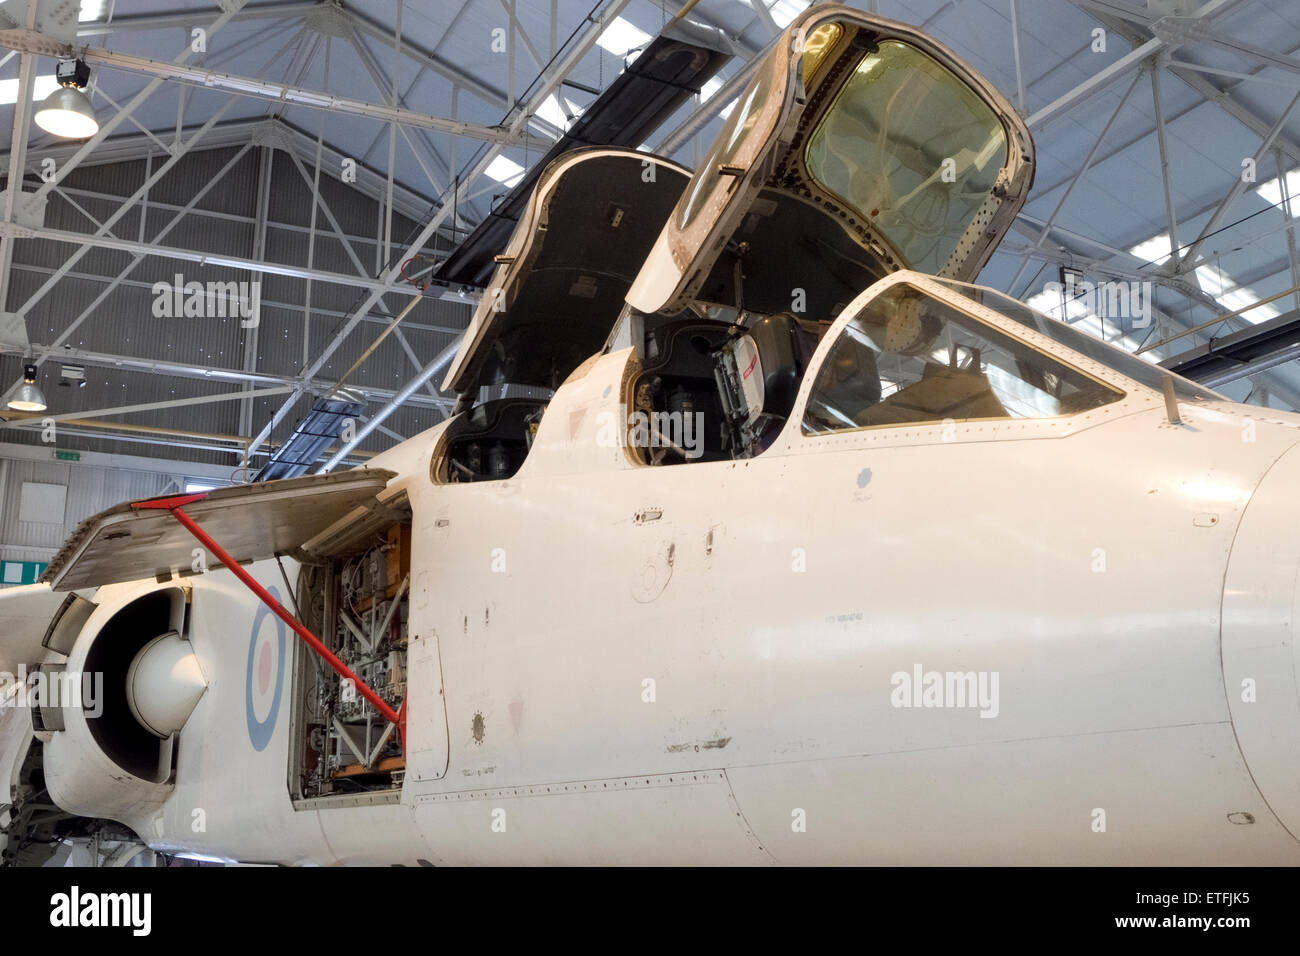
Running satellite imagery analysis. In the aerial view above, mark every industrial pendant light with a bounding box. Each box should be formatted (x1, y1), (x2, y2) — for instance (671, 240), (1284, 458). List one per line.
(34, 59), (99, 139)
(8, 362), (47, 412)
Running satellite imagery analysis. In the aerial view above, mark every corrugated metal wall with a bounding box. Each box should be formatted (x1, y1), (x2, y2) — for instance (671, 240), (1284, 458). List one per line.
(0, 456), (177, 568)
(3, 145), (472, 468)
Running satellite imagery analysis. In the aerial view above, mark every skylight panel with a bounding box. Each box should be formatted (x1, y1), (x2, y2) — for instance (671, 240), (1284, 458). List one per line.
(597, 17), (651, 58)
(1128, 233), (1173, 267)
(1129, 232), (1279, 325)
(1254, 168), (1300, 218)
(535, 95), (584, 133)
(768, 1), (809, 28)
(0, 75), (61, 107)
(484, 155), (525, 188)
(79, 0), (108, 23)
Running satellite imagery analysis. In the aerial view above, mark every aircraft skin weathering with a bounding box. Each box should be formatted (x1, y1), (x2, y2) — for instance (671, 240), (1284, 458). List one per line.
(1, 5), (1298, 866)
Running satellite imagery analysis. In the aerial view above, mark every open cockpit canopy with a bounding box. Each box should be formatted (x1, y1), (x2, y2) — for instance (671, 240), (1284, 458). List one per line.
(441, 148), (691, 396)
(625, 4), (1034, 320)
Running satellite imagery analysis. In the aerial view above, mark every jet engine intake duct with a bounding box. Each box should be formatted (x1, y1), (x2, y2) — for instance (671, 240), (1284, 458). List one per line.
(79, 589), (186, 782)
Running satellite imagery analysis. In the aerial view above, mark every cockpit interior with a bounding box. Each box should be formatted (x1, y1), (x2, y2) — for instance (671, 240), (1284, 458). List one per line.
(434, 397), (549, 483)
(433, 13), (1039, 479)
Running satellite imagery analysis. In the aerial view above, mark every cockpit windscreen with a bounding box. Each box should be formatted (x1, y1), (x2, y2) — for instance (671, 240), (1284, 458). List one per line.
(805, 39), (1007, 275)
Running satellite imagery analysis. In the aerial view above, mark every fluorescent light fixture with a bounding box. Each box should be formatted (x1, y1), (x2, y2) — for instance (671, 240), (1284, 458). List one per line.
(8, 363), (47, 412)
(597, 16), (651, 58)
(484, 155), (525, 188)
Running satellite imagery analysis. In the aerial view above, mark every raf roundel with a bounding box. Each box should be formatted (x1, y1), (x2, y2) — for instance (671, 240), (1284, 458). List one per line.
(245, 586), (287, 752)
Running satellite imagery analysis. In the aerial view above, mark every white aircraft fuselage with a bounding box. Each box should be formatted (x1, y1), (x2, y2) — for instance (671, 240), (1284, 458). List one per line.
(32, 272), (1300, 864)
(5, 5), (1300, 866)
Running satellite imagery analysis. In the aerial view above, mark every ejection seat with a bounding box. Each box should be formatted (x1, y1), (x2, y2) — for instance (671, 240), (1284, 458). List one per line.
(856, 352), (1008, 427)
(715, 312), (877, 455)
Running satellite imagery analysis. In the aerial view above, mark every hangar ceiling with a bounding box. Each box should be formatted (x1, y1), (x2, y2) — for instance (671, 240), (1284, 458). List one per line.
(1, 0), (1299, 470)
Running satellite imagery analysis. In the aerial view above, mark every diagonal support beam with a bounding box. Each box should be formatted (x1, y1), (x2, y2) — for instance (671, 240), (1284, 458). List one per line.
(346, 5), (511, 112)
(1009, 72), (1143, 293)
(1168, 65), (1300, 168)
(1149, 65), (1182, 270)
(27, 386), (296, 424)
(75, 2), (315, 37)
(263, 0), (635, 469)
(0, 29), (553, 149)
(317, 336), (462, 473)
(11, 100), (241, 320)
(16, 0), (252, 208)
(21, 142), (255, 377)
(1028, 0), (1238, 129)
(280, 146), (445, 402)
(1177, 88), (1300, 270)
(14, 342), (455, 411)
(0, 220), (435, 295)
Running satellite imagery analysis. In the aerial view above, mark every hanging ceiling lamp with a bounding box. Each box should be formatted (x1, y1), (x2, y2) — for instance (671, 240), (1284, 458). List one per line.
(34, 59), (98, 139)
(8, 362), (48, 413)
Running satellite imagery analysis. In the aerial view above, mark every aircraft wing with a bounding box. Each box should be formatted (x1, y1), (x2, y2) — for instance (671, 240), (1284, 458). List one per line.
(41, 469), (398, 592)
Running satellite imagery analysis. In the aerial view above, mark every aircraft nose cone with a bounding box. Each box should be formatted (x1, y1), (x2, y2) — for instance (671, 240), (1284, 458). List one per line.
(1222, 441), (1300, 840)
(126, 631), (208, 738)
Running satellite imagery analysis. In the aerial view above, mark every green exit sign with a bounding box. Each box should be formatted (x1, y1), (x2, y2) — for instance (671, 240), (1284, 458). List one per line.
(55, 450), (80, 462)
(1, 560), (48, 586)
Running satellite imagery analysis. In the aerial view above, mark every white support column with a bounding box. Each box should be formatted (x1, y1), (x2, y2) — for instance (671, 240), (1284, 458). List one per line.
(1009, 0), (1027, 115)
(1276, 150), (1300, 311)
(0, 0), (39, 309)
(1150, 65), (1182, 270)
